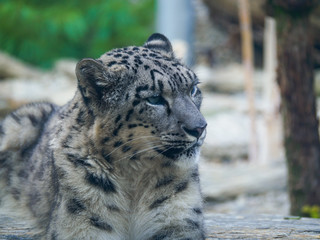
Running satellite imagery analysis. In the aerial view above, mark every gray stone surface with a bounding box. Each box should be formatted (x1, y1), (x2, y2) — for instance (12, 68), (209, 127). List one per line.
(1, 214), (319, 239)
(199, 160), (287, 202)
(205, 214), (320, 239)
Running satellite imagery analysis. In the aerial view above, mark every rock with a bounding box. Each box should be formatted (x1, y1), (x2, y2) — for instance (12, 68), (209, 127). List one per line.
(194, 64), (264, 94)
(53, 59), (77, 80)
(0, 58), (77, 117)
(204, 191), (289, 215)
(202, 111), (249, 161)
(205, 214), (320, 239)
(0, 72), (76, 107)
(0, 51), (42, 80)
(199, 160), (287, 201)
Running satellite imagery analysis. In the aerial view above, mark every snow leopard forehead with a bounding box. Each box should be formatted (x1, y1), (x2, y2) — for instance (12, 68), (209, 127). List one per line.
(96, 34), (199, 95)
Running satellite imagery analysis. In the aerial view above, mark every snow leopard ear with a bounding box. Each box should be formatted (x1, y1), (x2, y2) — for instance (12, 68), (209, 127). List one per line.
(144, 33), (174, 58)
(76, 58), (108, 105)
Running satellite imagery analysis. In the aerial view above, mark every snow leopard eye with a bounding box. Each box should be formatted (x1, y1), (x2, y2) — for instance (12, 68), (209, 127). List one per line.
(190, 85), (198, 97)
(146, 95), (166, 105)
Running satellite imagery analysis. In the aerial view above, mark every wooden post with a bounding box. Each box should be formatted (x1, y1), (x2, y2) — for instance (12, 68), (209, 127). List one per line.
(260, 17), (283, 164)
(238, 0), (258, 163)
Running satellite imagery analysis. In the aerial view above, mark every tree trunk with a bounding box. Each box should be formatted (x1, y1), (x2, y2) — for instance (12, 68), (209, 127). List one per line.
(268, 0), (320, 215)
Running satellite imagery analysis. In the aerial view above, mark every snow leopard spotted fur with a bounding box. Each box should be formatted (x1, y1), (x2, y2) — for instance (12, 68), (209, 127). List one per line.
(0, 33), (207, 240)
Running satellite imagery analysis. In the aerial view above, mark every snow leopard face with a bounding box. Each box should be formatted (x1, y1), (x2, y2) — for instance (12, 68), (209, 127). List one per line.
(76, 33), (207, 161)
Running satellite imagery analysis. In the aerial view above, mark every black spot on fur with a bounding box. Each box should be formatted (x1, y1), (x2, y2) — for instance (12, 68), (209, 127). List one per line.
(185, 218), (200, 229)
(112, 123), (123, 136)
(139, 108), (145, 114)
(51, 231), (58, 240)
(154, 60), (161, 67)
(10, 112), (21, 123)
(175, 181), (188, 193)
(101, 137), (110, 144)
(128, 124), (138, 129)
(86, 173), (116, 193)
(114, 54), (122, 58)
(149, 53), (158, 58)
(129, 151), (138, 160)
(101, 150), (113, 164)
(135, 93), (141, 99)
(148, 226), (176, 240)
(149, 196), (169, 209)
(134, 59), (143, 65)
(107, 61), (117, 67)
(155, 176), (174, 188)
(28, 191), (41, 209)
(144, 65), (150, 70)
(28, 114), (39, 127)
(107, 205), (120, 212)
(120, 59), (128, 64)
(76, 109), (87, 126)
(61, 134), (73, 149)
(191, 168), (200, 182)
(0, 125), (4, 135)
(132, 100), (140, 106)
(133, 47), (139, 51)
(158, 80), (164, 93)
(67, 198), (86, 214)
(193, 208), (202, 215)
(90, 216), (113, 232)
(114, 141), (123, 148)
(150, 69), (163, 81)
(136, 85), (149, 93)
(122, 145), (131, 153)
(125, 109), (134, 121)
(115, 115), (122, 123)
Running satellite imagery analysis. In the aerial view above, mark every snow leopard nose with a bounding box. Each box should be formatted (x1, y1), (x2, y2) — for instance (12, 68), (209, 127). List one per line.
(182, 123), (207, 139)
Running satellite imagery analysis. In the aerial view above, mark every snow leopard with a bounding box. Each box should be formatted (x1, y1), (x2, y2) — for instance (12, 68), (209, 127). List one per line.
(0, 33), (207, 240)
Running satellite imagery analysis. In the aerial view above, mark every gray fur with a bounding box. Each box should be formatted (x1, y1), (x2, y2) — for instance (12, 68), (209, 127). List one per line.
(0, 33), (206, 239)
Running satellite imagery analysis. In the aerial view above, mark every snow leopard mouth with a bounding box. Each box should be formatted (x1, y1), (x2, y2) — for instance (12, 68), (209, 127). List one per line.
(157, 132), (206, 159)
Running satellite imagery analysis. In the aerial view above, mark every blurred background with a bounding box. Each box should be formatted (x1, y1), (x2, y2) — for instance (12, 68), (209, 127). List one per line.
(1, 0), (320, 218)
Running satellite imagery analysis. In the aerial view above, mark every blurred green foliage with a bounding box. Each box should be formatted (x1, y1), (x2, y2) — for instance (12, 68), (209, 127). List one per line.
(302, 205), (320, 218)
(0, 0), (155, 68)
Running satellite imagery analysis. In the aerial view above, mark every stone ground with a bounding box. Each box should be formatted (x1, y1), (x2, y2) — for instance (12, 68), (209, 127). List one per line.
(200, 159), (289, 216)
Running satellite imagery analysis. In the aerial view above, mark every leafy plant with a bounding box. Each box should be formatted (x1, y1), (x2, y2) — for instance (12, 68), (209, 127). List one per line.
(302, 205), (320, 218)
(0, 0), (155, 68)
